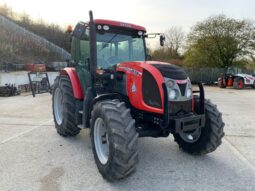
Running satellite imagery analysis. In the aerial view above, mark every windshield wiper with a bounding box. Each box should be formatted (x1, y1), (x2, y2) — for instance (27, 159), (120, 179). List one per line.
(99, 34), (118, 51)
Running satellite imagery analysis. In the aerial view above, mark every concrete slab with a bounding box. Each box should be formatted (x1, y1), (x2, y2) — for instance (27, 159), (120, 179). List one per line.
(0, 128), (255, 191)
(226, 136), (255, 167)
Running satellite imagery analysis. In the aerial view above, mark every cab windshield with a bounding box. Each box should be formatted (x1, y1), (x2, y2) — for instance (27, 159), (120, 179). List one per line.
(96, 32), (145, 69)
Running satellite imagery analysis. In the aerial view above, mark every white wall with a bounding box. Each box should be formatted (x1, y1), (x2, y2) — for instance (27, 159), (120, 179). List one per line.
(0, 71), (59, 86)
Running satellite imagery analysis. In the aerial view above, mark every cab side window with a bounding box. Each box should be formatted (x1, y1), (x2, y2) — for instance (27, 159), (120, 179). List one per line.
(79, 28), (90, 67)
(80, 40), (90, 66)
(71, 27), (90, 67)
(71, 37), (80, 63)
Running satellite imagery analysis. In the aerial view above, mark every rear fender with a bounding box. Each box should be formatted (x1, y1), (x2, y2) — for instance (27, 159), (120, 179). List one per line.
(60, 68), (84, 100)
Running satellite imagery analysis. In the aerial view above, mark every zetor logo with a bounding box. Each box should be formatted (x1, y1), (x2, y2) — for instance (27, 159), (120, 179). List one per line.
(118, 66), (142, 76)
(120, 23), (132, 28)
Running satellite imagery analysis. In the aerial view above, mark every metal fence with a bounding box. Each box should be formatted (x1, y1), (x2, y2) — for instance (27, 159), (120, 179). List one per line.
(185, 67), (255, 84)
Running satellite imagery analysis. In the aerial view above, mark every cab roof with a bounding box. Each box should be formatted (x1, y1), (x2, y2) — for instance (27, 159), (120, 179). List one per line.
(94, 19), (146, 32)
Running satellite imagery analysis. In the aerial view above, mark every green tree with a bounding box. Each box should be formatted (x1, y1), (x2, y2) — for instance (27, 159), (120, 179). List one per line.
(165, 26), (185, 58)
(151, 27), (185, 63)
(184, 15), (255, 68)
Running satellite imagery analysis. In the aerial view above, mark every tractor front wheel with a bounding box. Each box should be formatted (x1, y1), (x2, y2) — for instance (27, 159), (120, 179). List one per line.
(52, 76), (81, 136)
(90, 100), (138, 182)
(173, 97), (224, 155)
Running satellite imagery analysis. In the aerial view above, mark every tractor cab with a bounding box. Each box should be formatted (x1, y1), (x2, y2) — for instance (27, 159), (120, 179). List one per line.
(70, 19), (164, 72)
(95, 20), (146, 69)
(70, 16), (165, 94)
(71, 20), (147, 68)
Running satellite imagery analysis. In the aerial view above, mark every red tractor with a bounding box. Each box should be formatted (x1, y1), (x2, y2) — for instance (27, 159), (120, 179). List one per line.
(52, 11), (224, 181)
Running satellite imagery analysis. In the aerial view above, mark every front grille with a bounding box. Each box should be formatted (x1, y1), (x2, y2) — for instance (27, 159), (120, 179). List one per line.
(142, 70), (162, 108)
(177, 83), (186, 96)
(168, 100), (192, 114)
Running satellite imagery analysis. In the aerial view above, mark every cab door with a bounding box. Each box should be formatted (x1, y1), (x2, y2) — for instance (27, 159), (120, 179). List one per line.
(71, 26), (92, 93)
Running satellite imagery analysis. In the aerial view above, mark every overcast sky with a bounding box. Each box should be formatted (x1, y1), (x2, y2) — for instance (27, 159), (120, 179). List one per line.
(1, 0), (254, 33)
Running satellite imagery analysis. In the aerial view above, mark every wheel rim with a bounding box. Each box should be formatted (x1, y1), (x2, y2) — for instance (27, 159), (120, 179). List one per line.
(179, 128), (201, 143)
(53, 88), (64, 125)
(94, 118), (109, 165)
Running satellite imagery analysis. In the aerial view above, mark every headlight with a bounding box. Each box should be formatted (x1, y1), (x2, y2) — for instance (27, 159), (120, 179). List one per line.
(186, 88), (192, 98)
(168, 89), (179, 100)
(166, 79), (175, 88)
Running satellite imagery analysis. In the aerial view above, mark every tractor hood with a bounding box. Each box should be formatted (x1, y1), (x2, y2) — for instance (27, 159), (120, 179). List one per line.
(116, 61), (189, 115)
(147, 62), (187, 80)
(116, 61), (188, 80)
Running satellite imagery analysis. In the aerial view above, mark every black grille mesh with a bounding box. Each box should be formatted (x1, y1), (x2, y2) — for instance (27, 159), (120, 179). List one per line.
(178, 83), (187, 96)
(168, 100), (192, 114)
(151, 64), (187, 80)
(142, 70), (162, 108)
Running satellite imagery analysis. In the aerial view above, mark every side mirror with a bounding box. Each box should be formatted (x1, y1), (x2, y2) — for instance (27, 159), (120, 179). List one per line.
(160, 35), (165, 46)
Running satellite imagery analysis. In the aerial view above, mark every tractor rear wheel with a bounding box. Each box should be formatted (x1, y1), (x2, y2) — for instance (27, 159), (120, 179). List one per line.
(233, 77), (244, 89)
(90, 100), (138, 182)
(173, 96), (224, 155)
(52, 76), (81, 136)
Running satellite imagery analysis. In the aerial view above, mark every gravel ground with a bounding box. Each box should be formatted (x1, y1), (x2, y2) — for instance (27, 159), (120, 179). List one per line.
(0, 86), (254, 191)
